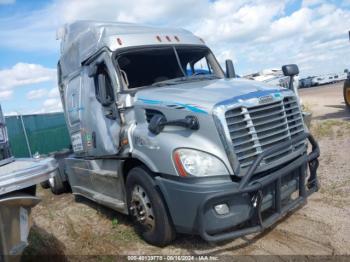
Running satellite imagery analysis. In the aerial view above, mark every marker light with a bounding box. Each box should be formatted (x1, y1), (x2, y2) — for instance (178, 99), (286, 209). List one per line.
(156, 35), (162, 42)
(165, 35), (171, 42)
(174, 36), (180, 42)
(117, 38), (122, 45)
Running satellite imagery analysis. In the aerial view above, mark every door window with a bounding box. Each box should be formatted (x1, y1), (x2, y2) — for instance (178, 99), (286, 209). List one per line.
(94, 63), (115, 106)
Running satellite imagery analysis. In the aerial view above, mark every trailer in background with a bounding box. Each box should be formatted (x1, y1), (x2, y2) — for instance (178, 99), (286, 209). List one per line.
(311, 72), (347, 86)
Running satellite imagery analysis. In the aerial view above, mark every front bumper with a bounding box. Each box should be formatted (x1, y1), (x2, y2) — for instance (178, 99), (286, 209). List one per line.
(156, 133), (319, 242)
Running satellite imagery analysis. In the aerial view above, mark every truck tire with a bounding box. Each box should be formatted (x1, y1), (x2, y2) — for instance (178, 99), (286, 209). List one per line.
(40, 180), (50, 189)
(344, 79), (350, 109)
(49, 171), (67, 195)
(126, 166), (175, 246)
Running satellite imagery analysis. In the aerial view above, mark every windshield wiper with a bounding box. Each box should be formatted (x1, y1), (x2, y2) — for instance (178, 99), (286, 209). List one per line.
(188, 74), (221, 80)
(150, 77), (187, 87)
(151, 75), (220, 87)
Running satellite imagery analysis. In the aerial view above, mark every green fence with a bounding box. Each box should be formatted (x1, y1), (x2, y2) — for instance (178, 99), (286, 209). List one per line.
(5, 113), (71, 158)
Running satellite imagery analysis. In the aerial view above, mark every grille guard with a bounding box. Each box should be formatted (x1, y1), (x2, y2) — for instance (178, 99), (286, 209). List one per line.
(197, 132), (320, 242)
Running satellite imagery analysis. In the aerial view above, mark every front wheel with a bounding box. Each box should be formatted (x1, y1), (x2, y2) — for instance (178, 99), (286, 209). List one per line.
(344, 79), (350, 109)
(126, 166), (175, 246)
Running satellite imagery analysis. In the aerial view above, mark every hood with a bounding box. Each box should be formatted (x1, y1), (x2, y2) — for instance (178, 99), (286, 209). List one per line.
(135, 78), (290, 114)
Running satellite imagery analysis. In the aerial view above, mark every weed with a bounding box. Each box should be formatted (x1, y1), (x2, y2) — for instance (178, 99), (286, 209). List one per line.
(111, 218), (118, 228)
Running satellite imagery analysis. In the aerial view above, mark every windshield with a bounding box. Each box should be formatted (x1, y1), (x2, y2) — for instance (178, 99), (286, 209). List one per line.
(115, 46), (224, 89)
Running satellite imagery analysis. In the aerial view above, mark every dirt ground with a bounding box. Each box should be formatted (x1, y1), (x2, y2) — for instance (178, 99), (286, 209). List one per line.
(23, 82), (350, 259)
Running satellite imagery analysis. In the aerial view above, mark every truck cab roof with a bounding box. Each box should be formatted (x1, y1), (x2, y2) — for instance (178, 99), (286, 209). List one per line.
(57, 20), (205, 77)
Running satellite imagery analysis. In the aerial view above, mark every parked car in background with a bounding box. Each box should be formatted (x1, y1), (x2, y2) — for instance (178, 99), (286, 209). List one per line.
(299, 77), (314, 88)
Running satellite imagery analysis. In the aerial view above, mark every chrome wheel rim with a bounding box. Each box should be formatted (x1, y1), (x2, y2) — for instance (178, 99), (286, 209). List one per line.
(130, 184), (155, 230)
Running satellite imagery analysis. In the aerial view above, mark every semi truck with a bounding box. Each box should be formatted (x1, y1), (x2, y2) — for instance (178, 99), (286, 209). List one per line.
(53, 21), (320, 246)
(244, 68), (295, 90)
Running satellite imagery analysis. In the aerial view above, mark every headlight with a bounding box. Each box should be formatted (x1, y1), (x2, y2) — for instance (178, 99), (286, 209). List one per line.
(173, 148), (228, 177)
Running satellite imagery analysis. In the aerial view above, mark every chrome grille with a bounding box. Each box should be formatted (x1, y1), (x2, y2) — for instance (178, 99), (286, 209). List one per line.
(225, 96), (305, 169)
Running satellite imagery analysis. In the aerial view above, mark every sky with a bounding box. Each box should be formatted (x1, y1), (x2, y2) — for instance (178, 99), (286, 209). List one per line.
(0, 0), (349, 115)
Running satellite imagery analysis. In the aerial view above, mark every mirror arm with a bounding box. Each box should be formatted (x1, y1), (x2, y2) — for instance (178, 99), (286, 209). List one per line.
(165, 116), (199, 130)
(225, 59), (236, 79)
(149, 115), (199, 135)
(289, 76), (294, 91)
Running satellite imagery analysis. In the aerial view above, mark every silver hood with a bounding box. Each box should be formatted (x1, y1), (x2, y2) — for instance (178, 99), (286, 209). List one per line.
(135, 78), (292, 114)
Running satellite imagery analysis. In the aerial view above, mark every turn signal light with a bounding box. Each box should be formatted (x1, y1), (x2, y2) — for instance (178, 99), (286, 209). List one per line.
(173, 151), (188, 177)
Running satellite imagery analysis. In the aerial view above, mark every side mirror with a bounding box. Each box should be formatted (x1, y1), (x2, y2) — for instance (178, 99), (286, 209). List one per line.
(148, 114), (167, 135)
(282, 64), (299, 77)
(282, 64), (299, 91)
(225, 59), (236, 78)
(97, 74), (114, 107)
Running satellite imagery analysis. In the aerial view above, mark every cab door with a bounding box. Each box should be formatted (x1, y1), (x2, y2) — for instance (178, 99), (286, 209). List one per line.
(64, 52), (122, 197)
(82, 52), (121, 157)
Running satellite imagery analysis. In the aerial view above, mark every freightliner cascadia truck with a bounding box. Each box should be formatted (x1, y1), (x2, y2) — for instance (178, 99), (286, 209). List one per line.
(53, 21), (320, 246)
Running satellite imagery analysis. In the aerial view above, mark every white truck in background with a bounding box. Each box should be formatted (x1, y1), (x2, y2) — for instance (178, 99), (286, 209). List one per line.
(245, 68), (299, 94)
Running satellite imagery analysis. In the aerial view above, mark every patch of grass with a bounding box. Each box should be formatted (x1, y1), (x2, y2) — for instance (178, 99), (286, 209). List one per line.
(301, 102), (312, 114)
(311, 119), (350, 139)
(65, 215), (79, 239)
(111, 225), (140, 243)
(46, 208), (55, 221)
(319, 178), (350, 198)
(79, 227), (97, 250)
